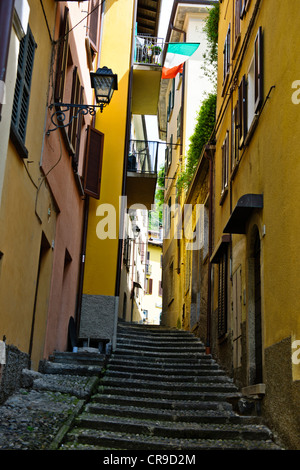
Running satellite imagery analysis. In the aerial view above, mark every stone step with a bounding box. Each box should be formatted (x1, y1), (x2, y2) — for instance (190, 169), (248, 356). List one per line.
(75, 413), (273, 441)
(63, 427), (280, 450)
(99, 376), (238, 393)
(85, 402), (262, 425)
(41, 360), (104, 377)
(112, 349), (211, 360)
(91, 393), (233, 411)
(115, 340), (206, 352)
(49, 351), (106, 365)
(98, 385), (241, 402)
(108, 357), (219, 370)
(104, 369), (231, 383)
(106, 363), (222, 375)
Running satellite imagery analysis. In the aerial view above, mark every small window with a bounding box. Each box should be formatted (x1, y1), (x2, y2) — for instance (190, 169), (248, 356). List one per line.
(238, 75), (247, 148)
(11, 25), (36, 154)
(231, 104), (239, 171)
(223, 24), (231, 86)
(83, 126), (104, 199)
(234, 0), (241, 44)
(221, 131), (229, 194)
(146, 278), (153, 295)
(55, 7), (69, 103)
(254, 26), (263, 112)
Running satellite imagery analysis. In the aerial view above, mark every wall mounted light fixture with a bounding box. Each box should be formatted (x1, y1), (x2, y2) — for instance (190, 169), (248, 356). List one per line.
(47, 66), (118, 134)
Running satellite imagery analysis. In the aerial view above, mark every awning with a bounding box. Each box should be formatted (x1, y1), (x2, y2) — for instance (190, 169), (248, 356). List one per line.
(210, 234), (231, 264)
(224, 194), (263, 234)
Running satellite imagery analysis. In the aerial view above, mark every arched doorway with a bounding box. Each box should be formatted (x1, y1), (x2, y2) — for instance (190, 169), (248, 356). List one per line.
(248, 226), (263, 384)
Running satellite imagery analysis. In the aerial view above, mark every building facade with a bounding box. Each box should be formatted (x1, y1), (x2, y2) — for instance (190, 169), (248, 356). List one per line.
(158, 0), (216, 333)
(211, 0), (300, 449)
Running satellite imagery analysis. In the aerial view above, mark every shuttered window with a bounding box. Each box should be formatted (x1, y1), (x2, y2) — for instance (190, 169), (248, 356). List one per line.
(88, 0), (100, 52)
(223, 24), (231, 86)
(231, 104), (239, 171)
(83, 126), (104, 199)
(238, 75), (247, 148)
(11, 25), (36, 148)
(218, 251), (228, 338)
(55, 7), (69, 103)
(254, 26), (263, 113)
(68, 66), (81, 155)
(221, 131), (229, 193)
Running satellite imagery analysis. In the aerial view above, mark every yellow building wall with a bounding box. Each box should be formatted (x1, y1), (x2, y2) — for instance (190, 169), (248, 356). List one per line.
(143, 243), (162, 324)
(215, 0), (300, 381)
(0, 1), (56, 369)
(83, 0), (135, 297)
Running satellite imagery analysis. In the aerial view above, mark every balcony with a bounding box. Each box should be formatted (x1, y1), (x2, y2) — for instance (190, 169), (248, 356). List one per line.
(132, 35), (164, 115)
(126, 139), (159, 210)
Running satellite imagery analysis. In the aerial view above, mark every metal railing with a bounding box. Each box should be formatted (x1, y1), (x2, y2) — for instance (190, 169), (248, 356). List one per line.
(134, 35), (164, 66)
(128, 140), (159, 175)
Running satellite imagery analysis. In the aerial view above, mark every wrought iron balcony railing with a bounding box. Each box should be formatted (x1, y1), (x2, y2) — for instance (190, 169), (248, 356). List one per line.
(128, 140), (159, 175)
(134, 35), (164, 66)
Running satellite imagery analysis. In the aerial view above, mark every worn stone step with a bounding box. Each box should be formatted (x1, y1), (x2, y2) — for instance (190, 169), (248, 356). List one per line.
(99, 376), (238, 393)
(84, 402), (261, 425)
(106, 363), (223, 375)
(108, 357), (219, 370)
(91, 393), (233, 411)
(49, 351), (106, 366)
(112, 349), (212, 360)
(70, 413), (274, 442)
(104, 370), (231, 383)
(63, 428), (280, 450)
(98, 385), (241, 402)
(41, 360), (103, 377)
(115, 341), (205, 353)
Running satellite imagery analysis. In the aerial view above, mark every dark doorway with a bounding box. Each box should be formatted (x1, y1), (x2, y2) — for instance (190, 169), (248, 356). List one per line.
(254, 231), (263, 383)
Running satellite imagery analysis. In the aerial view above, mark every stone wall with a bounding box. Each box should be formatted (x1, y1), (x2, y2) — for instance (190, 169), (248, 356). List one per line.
(0, 344), (30, 404)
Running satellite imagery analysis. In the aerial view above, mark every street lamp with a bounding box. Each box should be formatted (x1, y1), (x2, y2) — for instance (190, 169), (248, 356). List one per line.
(90, 66), (118, 110)
(47, 66), (118, 134)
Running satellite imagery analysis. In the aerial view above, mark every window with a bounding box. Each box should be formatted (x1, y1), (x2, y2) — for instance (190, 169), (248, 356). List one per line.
(221, 131), (229, 195)
(146, 278), (153, 295)
(123, 236), (131, 267)
(158, 280), (162, 297)
(241, 0), (250, 18)
(68, 66), (82, 158)
(238, 75), (247, 148)
(234, 0), (241, 45)
(247, 57), (255, 131)
(223, 24), (231, 87)
(10, 25), (36, 157)
(86, 0), (100, 68)
(83, 125), (104, 199)
(218, 251), (228, 338)
(231, 104), (239, 171)
(55, 7), (69, 103)
(167, 78), (175, 121)
(177, 108), (181, 140)
(254, 27), (263, 113)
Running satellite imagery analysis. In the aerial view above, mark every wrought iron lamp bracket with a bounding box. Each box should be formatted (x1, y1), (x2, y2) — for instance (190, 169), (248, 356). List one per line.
(46, 102), (105, 135)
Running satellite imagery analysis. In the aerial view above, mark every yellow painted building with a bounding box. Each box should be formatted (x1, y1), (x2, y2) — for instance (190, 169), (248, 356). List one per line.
(211, 0), (300, 450)
(142, 231), (163, 325)
(0, 0), (57, 375)
(158, 1), (215, 333)
(80, 0), (162, 347)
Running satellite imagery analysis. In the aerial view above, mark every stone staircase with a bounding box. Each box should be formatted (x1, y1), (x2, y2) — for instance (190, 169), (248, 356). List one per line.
(60, 322), (281, 450)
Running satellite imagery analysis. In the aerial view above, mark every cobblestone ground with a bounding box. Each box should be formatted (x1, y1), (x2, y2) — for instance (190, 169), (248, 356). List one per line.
(0, 388), (79, 450)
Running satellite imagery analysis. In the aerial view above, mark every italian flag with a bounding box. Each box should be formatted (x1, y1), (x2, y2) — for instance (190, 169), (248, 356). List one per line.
(162, 43), (200, 79)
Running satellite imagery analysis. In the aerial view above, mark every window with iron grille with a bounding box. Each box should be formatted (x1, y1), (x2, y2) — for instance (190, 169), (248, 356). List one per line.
(218, 251), (228, 338)
(11, 25), (36, 155)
